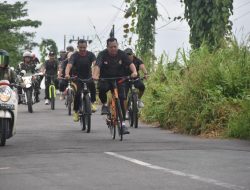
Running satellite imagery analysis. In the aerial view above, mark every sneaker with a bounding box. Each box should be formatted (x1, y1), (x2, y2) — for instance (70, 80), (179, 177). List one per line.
(56, 90), (60, 95)
(45, 99), (49, 105)
(73, 112), (79, 122)
(138, 99), (144, 108)
(91, 103), (97, 113)
(122, 123), (130, 135)
(101, 105), (109, 115)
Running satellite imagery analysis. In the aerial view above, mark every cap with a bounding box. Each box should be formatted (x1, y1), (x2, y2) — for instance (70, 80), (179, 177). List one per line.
(124, 48), (133, 55)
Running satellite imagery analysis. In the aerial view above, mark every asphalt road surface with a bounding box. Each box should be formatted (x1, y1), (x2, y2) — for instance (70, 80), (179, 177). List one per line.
(1, 96), (250, 190)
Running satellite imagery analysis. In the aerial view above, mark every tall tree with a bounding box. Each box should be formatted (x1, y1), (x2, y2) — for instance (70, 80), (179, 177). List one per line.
(124, 0), (158, 69)
(0, 1), (41, 66)
(181, 0), (233, 49)
(39, 39), (58, 63)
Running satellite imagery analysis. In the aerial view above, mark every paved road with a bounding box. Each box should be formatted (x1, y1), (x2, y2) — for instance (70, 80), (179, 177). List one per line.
(0, 97), (250, 190)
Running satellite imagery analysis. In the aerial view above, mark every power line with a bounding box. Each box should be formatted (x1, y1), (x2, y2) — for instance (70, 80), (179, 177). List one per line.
(235, 1), (250, 9)
(233, 10), (250, 21)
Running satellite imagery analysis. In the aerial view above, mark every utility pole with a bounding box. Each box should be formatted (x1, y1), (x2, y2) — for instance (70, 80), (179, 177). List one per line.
(64, 35), (66, 50)
(68, 35), (93, 44)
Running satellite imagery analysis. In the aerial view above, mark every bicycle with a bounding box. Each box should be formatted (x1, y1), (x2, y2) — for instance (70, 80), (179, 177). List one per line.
(46, 75), (57, 110)
(63, 77), (76, 116)
(127, 77), (144, 128)
(101, 77), (126, 141)
(77, 78), (92, 133)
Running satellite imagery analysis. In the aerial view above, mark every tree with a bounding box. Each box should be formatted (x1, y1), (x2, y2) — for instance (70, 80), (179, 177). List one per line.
(124, 0), (158, 69)
(0, 1), (42, 66)
(39, 39), (58, 63)
(181, 0), (233, 49)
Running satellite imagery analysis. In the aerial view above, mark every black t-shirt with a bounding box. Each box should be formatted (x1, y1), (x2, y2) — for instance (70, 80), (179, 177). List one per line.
(96, 49), (132, 78)
(124, 56), (143, 76)
(45, 60), (58, 76)
(69, 51), (96, 79)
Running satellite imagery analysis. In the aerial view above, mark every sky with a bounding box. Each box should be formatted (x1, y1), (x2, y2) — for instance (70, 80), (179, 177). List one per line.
(5, 0), (250, 60)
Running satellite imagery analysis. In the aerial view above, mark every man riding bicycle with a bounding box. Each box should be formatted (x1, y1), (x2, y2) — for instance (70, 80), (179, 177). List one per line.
(43, 51), (59, 105)
(65, 39), (97, 122)
(124, 48), (148, 108)
(92, 37), (137, 135)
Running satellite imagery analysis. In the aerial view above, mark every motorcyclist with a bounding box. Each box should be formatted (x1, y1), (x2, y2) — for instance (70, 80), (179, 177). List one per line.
(0, 49), (16, 83)
(17, 51), (40, 103)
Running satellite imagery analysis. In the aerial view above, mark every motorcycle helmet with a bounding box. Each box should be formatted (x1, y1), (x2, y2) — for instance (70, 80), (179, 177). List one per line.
(23, 51), (32, 58)
(0, 49), (9, 68)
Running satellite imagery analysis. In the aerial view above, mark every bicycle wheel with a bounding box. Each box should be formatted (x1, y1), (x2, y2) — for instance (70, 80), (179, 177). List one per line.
(132, 94), (139, 128)
(128, 95), (134, 127)
(83, 95), (91, 133)
(115, 99), (123, 141)
(67, 90), (73, 116)
(50, 86), (55, 110)
(107, 112), (115, 139)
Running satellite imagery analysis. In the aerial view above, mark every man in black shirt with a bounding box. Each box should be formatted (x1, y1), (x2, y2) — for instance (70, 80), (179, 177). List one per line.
(124, 48), (148, 108)
(65, 39), (96, 122)
(43, 51), (59, 105)
(93, 37), (137, 134)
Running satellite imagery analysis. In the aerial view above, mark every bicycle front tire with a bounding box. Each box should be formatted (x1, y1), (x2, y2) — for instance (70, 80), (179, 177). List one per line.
(115, 99), (123, 141)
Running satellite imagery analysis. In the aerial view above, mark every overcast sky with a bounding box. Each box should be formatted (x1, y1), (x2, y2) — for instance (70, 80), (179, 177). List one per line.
(6, 0), (250, 60)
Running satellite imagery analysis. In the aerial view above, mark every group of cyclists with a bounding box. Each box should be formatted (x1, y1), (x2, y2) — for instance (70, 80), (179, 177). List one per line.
(0, 37), (148, 135)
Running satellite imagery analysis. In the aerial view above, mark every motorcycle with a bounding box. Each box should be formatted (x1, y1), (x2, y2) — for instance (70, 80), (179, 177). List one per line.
(18, 70), (43, 113)
(0, 80), (18, 146)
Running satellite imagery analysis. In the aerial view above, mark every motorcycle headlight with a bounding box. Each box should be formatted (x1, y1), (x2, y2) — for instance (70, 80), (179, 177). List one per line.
(0, 86), (12, 102)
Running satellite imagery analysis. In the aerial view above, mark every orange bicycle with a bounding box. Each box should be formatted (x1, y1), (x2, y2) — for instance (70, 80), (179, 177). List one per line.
(101, 77), (126, 141)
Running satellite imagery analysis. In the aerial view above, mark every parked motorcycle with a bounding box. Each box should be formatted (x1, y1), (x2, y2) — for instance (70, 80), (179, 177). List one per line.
(0, 80), (18, 146)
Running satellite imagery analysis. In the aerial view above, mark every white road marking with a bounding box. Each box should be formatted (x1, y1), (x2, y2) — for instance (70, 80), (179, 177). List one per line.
(0, 167), (10, 170)
(105, 152), (249, 190)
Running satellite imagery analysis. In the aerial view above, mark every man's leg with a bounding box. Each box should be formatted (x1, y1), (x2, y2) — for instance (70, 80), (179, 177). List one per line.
(73, 81), (80, 122)
(88, 81), (97, 112)
(98, 80), (110, 114)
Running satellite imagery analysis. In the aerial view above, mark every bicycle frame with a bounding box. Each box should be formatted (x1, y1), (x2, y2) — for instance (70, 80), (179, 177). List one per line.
(103, 77), (126, 141)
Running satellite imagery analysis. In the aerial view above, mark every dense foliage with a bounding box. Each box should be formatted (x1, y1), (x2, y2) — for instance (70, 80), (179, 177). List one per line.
(39, 39), (58, 63)
(181, 0), (233, 49)
(0, 1), (41, 66)
(141, 39), (250, 139)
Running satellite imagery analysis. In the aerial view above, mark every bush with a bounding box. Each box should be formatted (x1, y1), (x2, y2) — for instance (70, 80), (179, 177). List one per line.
(141, 38), (250, 138)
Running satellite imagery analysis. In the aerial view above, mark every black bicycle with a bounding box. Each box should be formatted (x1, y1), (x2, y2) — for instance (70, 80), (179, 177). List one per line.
(127, 77), (144, 128)
(77, 78), (92, 133)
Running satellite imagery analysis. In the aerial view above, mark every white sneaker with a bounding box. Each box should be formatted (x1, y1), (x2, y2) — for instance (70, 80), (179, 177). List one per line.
(45, 99), (49, 105)
(138, 99), (144, 108)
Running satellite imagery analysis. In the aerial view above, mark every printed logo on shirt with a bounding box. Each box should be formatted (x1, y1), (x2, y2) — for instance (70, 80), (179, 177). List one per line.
(119, 60), (122, 65)
(104, 61), (108, 65)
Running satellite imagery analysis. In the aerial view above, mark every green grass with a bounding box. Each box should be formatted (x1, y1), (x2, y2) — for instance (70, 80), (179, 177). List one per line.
(141, 38), (250, 139)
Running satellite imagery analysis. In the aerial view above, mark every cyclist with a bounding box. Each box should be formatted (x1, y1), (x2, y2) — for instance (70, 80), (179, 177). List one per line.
(58, 47), (75, 100)
(17, 51), (40, 103)
(124, 48), (148, 108)
(0, 49), (16, 83)
(42, 51), (59, 105)
(65, 39), (97, 122)
(92, 37), (137, 134)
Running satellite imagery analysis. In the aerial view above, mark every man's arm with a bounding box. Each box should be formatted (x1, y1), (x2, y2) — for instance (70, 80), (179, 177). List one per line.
(139, 63), (148, 78)
(129, 63), (137, 78)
